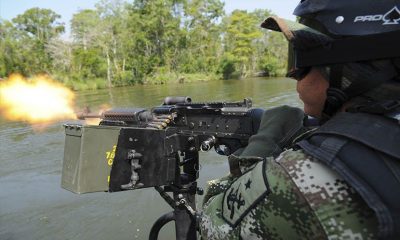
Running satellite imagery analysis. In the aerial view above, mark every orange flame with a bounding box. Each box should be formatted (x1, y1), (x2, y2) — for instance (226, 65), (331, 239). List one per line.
(83, 104), (111, 125)
(85, 118), (101, 125)
(0, 74), (76, 124)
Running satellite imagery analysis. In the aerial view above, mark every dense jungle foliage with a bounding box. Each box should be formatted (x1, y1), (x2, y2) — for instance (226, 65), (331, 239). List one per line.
(0, 0), (288, 90)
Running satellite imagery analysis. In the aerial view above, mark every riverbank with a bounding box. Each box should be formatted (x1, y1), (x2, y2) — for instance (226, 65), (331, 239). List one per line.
(57, 72), (221, 91)
(58, 71), (285, 91)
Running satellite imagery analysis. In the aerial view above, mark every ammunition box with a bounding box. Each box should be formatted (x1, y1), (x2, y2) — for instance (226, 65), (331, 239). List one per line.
(61, 124), (121, 194)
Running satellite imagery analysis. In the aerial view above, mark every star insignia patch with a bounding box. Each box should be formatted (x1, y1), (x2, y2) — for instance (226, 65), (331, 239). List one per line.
(245, 179), (252, 189)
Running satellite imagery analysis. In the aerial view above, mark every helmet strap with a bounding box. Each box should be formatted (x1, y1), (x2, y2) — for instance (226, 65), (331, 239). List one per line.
(322, 65), (348, 119)
(323, 87), (349, 119)
(328, 64), (343, 88)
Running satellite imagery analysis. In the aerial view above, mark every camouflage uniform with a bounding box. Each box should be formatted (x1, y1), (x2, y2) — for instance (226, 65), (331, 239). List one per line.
(200, 106), (379, 239)
(200, 149), (379, 239)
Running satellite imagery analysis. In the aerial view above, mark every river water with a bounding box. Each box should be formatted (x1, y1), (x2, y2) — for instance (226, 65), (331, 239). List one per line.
(0, 77), (301, 240)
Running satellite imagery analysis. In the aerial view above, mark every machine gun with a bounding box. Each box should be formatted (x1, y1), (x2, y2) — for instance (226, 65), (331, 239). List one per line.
(61, 96), (264, 240)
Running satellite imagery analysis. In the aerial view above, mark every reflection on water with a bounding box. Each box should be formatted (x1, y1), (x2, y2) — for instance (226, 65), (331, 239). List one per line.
(0, 78), (301, 240)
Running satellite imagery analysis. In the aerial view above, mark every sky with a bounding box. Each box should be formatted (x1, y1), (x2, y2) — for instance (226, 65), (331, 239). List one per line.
(0, 0), (298, 38)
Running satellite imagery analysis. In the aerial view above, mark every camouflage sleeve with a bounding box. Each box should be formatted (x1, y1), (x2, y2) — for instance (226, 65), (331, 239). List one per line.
(202, 175), (233, 206)
(200, 150), (379, 240)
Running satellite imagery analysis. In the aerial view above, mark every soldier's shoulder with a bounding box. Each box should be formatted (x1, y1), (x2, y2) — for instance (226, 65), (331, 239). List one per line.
(275, 149), (379, 239)
(200, 149), (379, 239)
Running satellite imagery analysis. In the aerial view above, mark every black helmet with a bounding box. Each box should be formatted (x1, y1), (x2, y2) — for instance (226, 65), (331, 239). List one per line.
(294, 0), (400, 37)
(262, 0), (400, 68)
(261, 0), (400, 117)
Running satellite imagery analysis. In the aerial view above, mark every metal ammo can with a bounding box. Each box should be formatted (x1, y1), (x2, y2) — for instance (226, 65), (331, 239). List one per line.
(61, 124), (121, 194)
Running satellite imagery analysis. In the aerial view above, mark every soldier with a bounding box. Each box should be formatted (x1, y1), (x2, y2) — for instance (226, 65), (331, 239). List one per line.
(200, 0), (400, 239)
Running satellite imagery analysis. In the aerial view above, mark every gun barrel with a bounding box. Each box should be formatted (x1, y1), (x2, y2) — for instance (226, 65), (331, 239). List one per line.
(76, 113), (102, 120)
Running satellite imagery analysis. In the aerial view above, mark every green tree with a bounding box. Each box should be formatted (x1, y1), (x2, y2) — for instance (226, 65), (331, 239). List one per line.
(259, 31), (288, 77)
(12, 8), (64, 43)
(10, 8), (65, 74)
(0, 1), (289, 88)
(46, 38), (73, 74)
(70, 9), (106, 81)
(0, 21), (14, 76)
(179, 0), (225, 73)
(95, 0), (132, 86)
(70, 1), (131, 87)
(0, 19), (39, 75)
(126, 0), (183, 83)
(251, 9), (288, 77)
(71, 9), (99, 51)
(217, 52), (237, 79)
(223, 10), (262, 78)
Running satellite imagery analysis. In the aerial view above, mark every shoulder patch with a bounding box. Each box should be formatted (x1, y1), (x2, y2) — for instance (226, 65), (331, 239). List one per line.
(222, 160), (269, 227)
